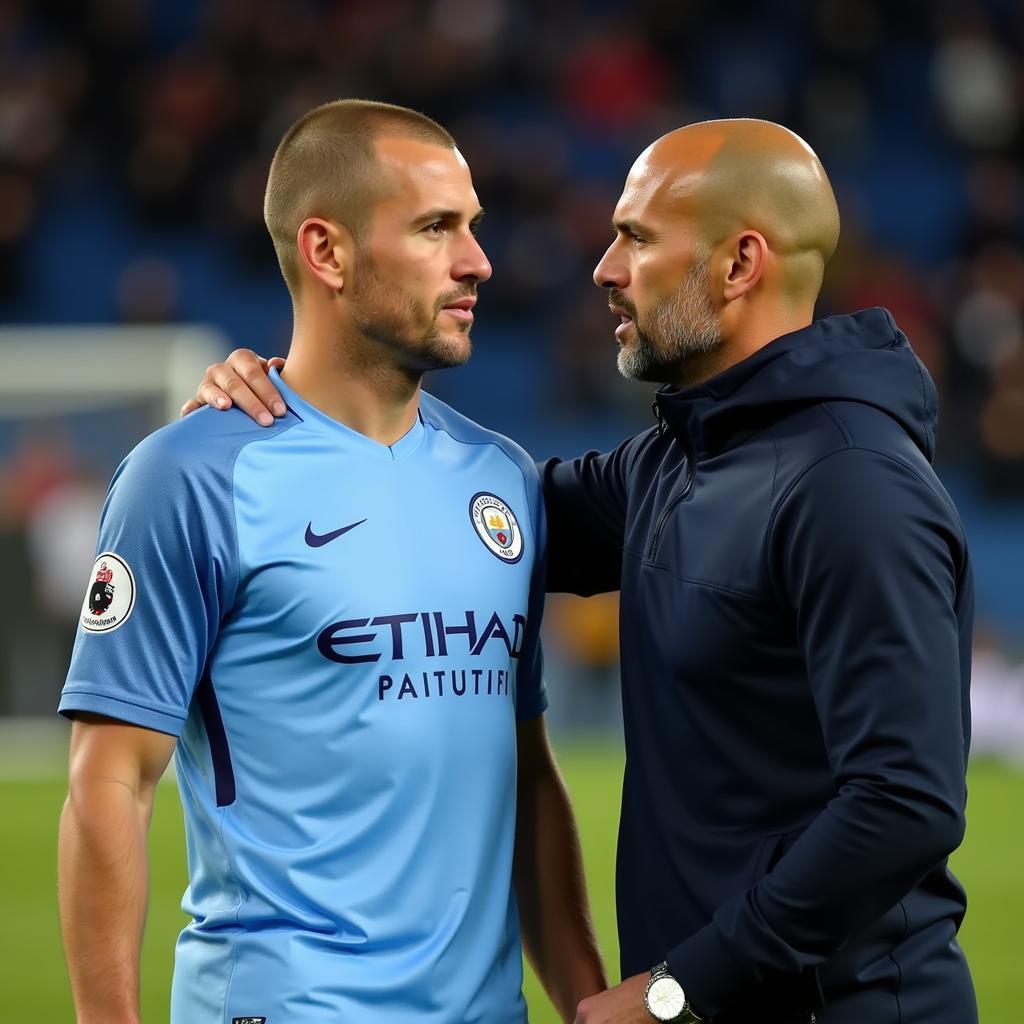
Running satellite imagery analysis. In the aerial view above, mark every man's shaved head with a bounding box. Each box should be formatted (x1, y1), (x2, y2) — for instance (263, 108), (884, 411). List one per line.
(635, 118), (840, 300)
(596, 118), (841, 388)
(264, 99), (455, 292)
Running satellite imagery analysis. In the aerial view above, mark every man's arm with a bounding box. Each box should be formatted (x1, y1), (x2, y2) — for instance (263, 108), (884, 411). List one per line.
(539, 450), (633, 596)
(665, 448), (972, 1019)
(514, 714), (607, 1022)
(59, 713), (177, 1024)
(57, 419), (237, 1020)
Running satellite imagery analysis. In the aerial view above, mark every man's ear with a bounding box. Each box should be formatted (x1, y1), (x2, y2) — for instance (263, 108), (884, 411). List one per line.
(296, 217), (353, 293)
(722, 230), (768, 302)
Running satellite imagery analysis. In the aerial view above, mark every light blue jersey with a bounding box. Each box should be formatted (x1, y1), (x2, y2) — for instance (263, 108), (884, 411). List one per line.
(60, 370), (547, 1024)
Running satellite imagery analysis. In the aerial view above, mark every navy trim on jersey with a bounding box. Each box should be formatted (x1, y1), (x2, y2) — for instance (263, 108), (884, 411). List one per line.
(196, 669), (235, 807)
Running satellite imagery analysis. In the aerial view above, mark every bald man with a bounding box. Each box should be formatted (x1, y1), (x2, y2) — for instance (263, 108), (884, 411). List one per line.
(189, 118), (977, 1024)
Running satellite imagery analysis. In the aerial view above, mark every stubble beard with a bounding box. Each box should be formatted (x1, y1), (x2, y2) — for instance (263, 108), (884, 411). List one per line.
(350, 257), (473, 373)
(615, 251), (722, 384)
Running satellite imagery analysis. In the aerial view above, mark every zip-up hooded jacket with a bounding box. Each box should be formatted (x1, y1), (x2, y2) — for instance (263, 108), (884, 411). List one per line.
(542, 308), (976, 1023)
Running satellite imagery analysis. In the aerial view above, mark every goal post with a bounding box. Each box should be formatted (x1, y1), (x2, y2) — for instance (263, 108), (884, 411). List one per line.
(0, 324), (230, 424)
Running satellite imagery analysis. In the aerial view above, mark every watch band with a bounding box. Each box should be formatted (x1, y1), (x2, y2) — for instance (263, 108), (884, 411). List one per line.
(650, 961), (672, 982)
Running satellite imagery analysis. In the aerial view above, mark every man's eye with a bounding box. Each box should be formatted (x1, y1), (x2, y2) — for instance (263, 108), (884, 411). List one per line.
(425, 221), (445, 235)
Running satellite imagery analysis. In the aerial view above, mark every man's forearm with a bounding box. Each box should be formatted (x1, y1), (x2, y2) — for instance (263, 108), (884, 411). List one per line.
(515, 762), (607, 1022)
(59, 779), (152, 1024)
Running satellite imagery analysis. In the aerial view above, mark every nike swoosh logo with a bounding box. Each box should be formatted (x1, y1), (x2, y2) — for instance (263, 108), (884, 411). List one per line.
(304, 519), (367, 547)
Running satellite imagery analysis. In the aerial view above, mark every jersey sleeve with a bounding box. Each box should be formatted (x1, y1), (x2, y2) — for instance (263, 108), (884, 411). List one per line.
(514, 463), (549, 722)
(59, 427), (239, 736)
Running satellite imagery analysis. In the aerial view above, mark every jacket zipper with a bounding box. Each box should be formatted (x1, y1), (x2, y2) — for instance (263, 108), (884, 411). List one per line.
(652, 399), (666, 436)
(648, 455), (695, 560)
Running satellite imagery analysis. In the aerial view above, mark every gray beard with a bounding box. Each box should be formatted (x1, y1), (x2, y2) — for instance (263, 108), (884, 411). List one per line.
(617, 253), (722, 383)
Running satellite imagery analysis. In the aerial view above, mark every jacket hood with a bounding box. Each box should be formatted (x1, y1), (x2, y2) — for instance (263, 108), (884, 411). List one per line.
(654, 308), (939, 462)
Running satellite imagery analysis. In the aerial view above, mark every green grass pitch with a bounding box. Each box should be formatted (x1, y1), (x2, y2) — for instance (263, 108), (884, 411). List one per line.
(4, 741), (1021, 1022)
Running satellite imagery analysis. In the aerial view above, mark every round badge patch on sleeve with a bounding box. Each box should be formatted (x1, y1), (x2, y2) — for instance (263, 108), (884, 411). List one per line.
(469, 492), (524, 563)
(80, 552), (137, 633)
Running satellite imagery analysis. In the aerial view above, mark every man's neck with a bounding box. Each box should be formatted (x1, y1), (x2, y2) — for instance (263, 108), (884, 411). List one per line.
(282, 325), (422, 446)
(668, 303), (814, 390)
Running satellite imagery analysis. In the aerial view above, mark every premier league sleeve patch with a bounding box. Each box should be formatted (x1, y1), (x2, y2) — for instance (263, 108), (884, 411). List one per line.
(469, 492), (524, 563)
(79, 552), (137, 633)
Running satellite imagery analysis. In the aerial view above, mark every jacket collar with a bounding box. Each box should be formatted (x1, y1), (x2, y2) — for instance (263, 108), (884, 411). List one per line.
(653, 308), (932, 461)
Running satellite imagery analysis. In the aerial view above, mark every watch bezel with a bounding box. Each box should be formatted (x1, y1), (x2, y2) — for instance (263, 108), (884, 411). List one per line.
(644, 962), (702, 1023)
(644, 964), (685, 1022)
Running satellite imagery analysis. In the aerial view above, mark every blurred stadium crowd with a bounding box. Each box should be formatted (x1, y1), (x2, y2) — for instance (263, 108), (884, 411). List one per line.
(1, 0), (1023, 750)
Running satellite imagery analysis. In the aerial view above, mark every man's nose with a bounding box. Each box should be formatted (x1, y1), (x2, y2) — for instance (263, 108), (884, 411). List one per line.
(593, 243), (627, 290)
(454, 234), (492, 283)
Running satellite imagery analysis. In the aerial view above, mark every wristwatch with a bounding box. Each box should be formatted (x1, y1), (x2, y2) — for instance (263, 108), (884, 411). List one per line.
(644, 961), (703, 1022)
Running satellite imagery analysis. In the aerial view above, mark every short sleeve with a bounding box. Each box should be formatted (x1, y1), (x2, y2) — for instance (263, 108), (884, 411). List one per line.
(59, 428), (238, 736)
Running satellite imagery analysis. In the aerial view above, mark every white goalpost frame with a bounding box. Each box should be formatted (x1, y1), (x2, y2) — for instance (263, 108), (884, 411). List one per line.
(0, 324), (230, 424)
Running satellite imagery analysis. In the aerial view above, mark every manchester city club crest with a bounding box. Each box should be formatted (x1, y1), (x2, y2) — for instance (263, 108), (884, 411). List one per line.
(469, 492), (524, 563)
(79, 552), (136, 634)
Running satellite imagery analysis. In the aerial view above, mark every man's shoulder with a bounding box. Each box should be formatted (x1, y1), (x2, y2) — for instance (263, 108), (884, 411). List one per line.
(117, 407), (300, 493)
(772, 399), (930, 472)
(770, 400), (958, 522)
(419, 391), (537, 482)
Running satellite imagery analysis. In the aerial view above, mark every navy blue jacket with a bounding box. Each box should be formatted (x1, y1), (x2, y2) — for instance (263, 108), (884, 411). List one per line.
(542, 309), (976, 1023)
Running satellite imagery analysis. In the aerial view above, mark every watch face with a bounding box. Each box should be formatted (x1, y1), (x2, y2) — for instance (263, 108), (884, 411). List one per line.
(647, 976), (686, 1021)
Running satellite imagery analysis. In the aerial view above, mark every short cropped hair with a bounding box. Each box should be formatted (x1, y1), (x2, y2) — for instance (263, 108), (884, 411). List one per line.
(264, 99), (455, 292)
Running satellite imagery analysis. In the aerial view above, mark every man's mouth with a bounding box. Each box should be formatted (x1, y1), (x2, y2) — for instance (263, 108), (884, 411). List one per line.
(441, 296), (476, 322)
(609, 302), (636, 339)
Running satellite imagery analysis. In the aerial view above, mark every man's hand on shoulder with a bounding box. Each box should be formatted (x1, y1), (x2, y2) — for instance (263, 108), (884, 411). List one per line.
(179, 349), (286, 425)
(574, 971), (651, 1024)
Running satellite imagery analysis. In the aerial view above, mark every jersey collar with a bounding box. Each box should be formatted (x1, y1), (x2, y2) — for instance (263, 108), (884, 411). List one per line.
(269, 367), (426, 462)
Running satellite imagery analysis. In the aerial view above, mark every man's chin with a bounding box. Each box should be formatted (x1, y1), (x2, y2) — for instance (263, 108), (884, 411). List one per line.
(617, 341), (661, 383)
(618, 362), (661, 383)
(421, 333), (472, 370)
